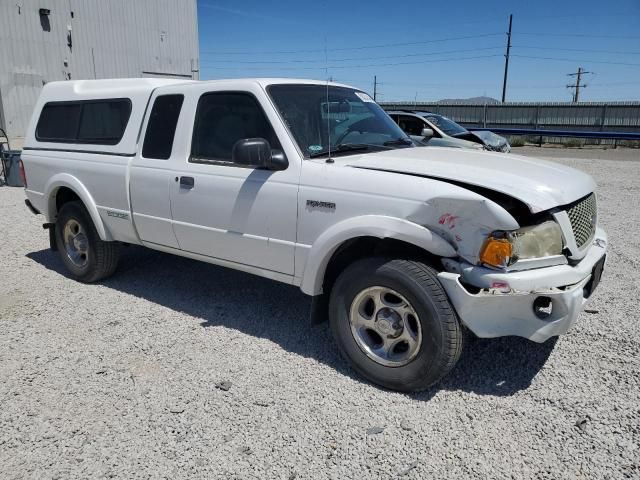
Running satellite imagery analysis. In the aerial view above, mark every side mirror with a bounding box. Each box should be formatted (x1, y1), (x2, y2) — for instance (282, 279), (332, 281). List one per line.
(231, 138), (288, 171)
(268, 149), (289, 171)
(421, 127), (434, 140)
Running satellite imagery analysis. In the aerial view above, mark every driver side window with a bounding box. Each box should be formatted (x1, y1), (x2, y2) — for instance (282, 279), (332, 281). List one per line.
(191, 92), (281, 164)
(398, 115), (425, 136)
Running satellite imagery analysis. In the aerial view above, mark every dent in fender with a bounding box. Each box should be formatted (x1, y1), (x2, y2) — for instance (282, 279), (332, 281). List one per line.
(418, 196), (519, 266)
(44, 173), (112, 241)
(299, 215), (456, 295)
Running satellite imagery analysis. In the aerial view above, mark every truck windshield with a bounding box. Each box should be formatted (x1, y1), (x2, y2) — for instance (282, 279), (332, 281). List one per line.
(268, 84), (411, 158)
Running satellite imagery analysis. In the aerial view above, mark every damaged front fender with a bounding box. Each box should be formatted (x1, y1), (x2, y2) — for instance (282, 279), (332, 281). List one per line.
(408, 196), (520, 266)
(299, 215), (457, 295)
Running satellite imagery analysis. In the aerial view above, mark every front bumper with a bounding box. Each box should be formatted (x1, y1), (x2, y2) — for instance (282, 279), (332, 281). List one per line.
(438, 227), (607, 343)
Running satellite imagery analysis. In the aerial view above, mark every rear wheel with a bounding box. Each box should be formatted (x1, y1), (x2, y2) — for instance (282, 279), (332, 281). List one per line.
(55, 201), (120, 282)
(329, 257), (463, 392)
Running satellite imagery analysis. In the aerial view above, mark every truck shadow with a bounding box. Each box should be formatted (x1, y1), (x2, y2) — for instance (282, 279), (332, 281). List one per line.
(27, 246), (557, 399)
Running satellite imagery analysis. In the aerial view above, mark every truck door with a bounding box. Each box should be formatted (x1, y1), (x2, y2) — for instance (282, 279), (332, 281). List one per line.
(168, 86), (299, 276)
(129, 93), (185, 248)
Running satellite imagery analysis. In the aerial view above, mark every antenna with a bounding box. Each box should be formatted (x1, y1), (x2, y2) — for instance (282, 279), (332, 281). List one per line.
(324, 36), (333, 163)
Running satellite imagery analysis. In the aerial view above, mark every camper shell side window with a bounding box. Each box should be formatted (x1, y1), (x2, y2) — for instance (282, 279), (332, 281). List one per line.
(35, 98), (132, 145)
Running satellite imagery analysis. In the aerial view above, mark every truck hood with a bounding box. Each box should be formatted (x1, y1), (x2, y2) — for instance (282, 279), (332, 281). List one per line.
(345, 147), (595, 213)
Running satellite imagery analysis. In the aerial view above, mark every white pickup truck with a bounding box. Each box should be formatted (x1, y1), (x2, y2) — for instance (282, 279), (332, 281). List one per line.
(21, 78), (607, 392)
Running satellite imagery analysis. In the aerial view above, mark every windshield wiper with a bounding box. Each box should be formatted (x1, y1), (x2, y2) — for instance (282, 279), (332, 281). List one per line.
(309, 143), (389, 158)
(383, 137), (413, 146)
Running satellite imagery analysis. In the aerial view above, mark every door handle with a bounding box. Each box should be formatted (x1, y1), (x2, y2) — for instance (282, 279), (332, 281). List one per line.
(179, 176), (194, 189)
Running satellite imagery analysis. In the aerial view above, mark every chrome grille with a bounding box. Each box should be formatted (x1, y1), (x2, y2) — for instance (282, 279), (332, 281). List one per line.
(566, 193), (597, 248)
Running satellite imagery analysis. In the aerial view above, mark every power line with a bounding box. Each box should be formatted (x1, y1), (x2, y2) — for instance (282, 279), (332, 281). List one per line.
(318, 79), (640, 90)
(512, 55), (640, 67)
(509, 81), (640, 88)
(201, 31), (640, 56)
(199, 46), (504, 65)
(590, 81), (640, 86)
(373, 81), (498, 87)
(332, 46), (502, 62)
(200, 32), (504, 55)
(202, 54), (503, 71)
(516, 45), (640, 55)
(509, 12), (636, 21)
(518, 32), (640, 39)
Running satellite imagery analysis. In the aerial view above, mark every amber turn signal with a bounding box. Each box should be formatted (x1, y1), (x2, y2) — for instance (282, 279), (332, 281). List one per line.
(479, 237), (513, 268)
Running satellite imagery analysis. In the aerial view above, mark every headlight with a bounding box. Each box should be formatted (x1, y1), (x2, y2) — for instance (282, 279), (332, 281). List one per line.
(479, 220), (563, 268)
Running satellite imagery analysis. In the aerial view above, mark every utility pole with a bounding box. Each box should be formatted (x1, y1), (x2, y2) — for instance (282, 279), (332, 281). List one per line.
(373, 75), (377, 101)
(567, 67), (590, 103)
(501, 14), (513, 103)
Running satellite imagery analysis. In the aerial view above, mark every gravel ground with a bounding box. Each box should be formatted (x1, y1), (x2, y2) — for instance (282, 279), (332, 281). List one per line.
(1, 147), (638, 479)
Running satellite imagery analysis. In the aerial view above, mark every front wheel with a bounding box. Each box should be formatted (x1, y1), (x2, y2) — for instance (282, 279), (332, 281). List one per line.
(55, 201), (120, 282)
(329, 258), (463, 392)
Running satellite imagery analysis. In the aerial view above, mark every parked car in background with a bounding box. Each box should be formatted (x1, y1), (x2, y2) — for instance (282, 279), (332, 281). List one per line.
(387, 110), (511, 152)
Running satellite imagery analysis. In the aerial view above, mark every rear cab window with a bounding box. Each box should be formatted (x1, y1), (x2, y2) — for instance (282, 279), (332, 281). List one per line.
(36, 99), (132, 145)
(142, 94), (184, 159)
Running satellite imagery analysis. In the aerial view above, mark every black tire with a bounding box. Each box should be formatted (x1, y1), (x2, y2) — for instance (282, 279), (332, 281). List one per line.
(329, 257), (463, 392)
(55, 201), (120, 282)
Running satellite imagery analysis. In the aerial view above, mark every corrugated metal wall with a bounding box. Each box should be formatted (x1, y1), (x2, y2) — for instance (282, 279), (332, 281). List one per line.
(0, 0), (199, 143)
(381, 101), (640, 132)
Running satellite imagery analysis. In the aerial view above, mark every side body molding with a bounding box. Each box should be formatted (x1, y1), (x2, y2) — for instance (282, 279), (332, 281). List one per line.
(44, 173), (112, 241)
(299, 215), (456, 295)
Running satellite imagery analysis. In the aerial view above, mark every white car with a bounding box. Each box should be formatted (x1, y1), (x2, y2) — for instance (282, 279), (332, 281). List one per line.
(388, 110), (511, 152)
(21, 78), (607, 392)
(387, 110), (484, 150)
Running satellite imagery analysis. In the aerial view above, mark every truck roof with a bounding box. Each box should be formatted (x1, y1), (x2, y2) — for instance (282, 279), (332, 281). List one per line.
(236, 78), (352, 89)
(40, 77), (352, 97)
(39, 78), (195, 98)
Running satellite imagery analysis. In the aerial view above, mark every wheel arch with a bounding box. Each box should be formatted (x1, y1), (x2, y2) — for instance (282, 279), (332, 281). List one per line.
(300, 215), (456, 296)
(45, 174), (112, 241)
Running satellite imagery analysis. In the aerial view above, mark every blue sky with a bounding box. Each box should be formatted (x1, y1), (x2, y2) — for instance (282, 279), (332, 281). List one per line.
(197, 0), (640, 102)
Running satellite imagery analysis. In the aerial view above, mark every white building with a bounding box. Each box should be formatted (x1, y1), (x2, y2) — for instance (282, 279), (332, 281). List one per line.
(0, 0), (199, 145)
